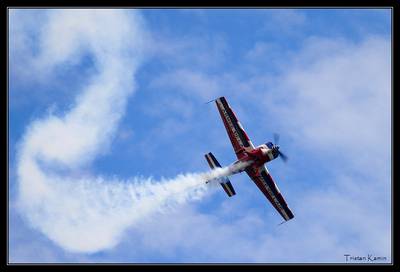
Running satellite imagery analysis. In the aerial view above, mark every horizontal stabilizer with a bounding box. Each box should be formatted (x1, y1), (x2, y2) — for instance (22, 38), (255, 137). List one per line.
(220, 180), (236, 197)
(205, 152), (221, 169)
(204, 152), (236, 197)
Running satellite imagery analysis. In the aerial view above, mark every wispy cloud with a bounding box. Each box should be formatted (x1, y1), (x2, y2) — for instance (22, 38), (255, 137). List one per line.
(108, 34), (392, 263)
(263, 36), (391, 161)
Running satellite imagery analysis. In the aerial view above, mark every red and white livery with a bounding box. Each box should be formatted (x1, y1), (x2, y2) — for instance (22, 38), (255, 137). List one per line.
(205, 97), (294, 221)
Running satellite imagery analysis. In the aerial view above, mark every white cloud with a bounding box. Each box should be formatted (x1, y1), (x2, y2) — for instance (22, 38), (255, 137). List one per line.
(253, 36), (391, 261)
(108, 35), (392, 263)
(264, 36), (391, 164)
(249, 36), (391, 261)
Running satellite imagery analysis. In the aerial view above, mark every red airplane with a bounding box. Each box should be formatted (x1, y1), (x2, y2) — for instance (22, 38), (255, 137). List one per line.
(205, 96), (294, 221)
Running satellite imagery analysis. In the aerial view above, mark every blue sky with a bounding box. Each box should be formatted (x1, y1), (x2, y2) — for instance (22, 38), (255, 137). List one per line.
(9, 9), (391, 263)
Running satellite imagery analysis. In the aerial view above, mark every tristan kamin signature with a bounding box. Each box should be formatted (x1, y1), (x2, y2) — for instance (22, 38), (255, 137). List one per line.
(344, 254), (387, 262)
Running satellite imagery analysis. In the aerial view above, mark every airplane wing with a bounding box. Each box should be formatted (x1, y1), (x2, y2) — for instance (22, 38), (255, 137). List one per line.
(246, 165), (294, 221)
(215, 97), (255, 159)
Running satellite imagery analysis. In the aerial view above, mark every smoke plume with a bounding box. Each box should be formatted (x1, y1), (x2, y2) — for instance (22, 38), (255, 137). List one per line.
(12, 9), (238, 253)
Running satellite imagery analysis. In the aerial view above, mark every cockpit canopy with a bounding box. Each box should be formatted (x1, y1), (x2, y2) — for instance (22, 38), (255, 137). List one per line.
(266, 142), (274, 149)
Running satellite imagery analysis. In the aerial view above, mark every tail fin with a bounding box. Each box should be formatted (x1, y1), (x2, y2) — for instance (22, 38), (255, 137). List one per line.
(204, 152), (236, 197)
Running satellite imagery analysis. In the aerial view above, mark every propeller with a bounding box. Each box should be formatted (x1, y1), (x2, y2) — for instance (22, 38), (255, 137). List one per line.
(273, 133), (289, 163)
(273, 133), (280, 145)
(278, 149), (288, 162)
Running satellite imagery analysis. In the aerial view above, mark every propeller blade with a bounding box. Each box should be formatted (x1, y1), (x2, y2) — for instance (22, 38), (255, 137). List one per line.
(278, 150), (288, 162)
(273, 133), (280, 145)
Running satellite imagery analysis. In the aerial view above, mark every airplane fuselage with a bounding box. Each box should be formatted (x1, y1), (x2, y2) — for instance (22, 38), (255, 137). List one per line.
(230, 142), (279, 174)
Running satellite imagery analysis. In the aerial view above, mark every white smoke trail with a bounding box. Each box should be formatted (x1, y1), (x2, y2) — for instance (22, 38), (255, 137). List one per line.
(12, 9), (243, 253)
(205, 160), (252, 183)
(17, 159), (240, 253)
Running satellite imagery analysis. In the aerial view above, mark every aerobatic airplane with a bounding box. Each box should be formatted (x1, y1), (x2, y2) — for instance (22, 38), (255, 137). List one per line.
(205, 97), (294, 221)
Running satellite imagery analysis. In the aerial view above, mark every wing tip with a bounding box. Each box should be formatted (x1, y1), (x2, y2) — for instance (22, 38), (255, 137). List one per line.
(284, 210), (294, 221)
(217, 96), (226, 103)
(205, 96), (226, 104)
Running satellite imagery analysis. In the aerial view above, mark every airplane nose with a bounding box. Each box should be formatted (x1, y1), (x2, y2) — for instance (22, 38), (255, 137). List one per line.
(272, 146), (279, 157)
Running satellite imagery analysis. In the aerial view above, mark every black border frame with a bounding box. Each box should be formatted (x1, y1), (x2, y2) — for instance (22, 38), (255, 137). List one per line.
(3, 1), (398, 269)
